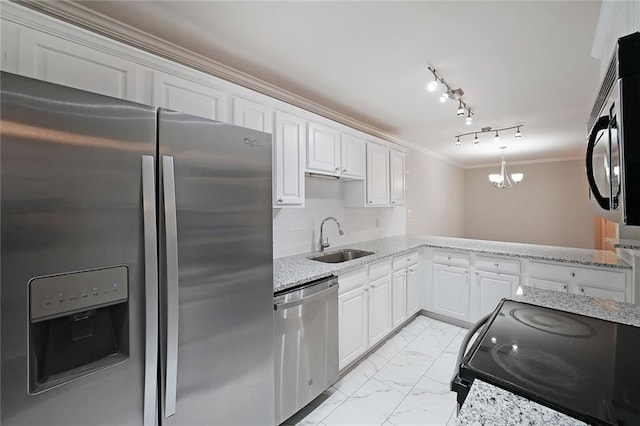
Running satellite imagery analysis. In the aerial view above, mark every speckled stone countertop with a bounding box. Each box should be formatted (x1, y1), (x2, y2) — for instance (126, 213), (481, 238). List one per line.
(273, 235), (630, 292)
(607, 237), (640, 250)
(455, 285), (640, 425)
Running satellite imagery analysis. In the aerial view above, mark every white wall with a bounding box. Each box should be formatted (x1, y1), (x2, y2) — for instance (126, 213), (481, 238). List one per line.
(464, 159), (593, 249)
(273, 177), (406, 258)
(405, 150), (465, 237)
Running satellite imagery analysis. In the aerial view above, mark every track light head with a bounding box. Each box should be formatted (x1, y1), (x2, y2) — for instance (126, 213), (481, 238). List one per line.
(474, 134), (479, 144)
(457, 102), (465, 117)
(494, 131), (500, 142)
(439, 91), (448, 103)
(455, 136), (461, 147)
(465, 112), (472, 125)
(515, 126), (522, 138)
(427, 79), (438, 92)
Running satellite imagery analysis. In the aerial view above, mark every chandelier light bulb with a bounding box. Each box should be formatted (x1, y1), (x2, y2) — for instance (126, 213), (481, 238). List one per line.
(515, 126), (522, 138)
(457, 102), (465, 117)
(474, 134), (479, 144)
(427, 79), (438, 92)
(494, 131), (500, 142)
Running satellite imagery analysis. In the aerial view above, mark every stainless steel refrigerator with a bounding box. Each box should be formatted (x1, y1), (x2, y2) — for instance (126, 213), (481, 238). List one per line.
(0, 71), (275, 425)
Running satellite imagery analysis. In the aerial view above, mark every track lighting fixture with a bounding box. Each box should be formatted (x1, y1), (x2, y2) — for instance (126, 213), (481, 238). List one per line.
(427, 66), (473, 121)
(453, 124), (524, 146)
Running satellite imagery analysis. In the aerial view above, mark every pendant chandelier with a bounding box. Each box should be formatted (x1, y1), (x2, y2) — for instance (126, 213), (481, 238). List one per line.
(489, 147), (524, 189)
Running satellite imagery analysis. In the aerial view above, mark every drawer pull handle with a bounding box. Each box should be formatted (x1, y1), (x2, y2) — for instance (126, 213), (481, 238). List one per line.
(571, 272), (576, 277)
(580, 287), (585, 293)
(563, 284), (567, 291)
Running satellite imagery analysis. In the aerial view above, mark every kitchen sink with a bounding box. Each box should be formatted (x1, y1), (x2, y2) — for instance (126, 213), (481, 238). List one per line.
(310, 249), (375, 263)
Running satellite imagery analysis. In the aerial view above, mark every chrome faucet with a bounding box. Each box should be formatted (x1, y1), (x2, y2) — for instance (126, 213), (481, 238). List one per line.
(319, 217), (344, 252)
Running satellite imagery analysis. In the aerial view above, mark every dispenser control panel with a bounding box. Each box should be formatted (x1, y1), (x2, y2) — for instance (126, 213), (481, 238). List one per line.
(29, 266), (128, 322)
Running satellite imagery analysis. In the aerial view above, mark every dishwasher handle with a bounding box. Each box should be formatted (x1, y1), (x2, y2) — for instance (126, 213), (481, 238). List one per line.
(275, 282), (338, 311)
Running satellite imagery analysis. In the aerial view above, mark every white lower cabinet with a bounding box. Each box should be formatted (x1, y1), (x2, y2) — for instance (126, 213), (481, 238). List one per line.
(528, 261), (629, 302)
(406, 264), (420, 316)
(391, 270), (407, 328)
(471, 271), (519, 322)
(431, 264), (470, 322)
(368, 275), (393, 346)
(338, 268), (368, 370)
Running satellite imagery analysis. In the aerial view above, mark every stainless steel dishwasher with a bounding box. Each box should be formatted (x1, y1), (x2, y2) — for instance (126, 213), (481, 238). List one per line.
(274, 276), (339, 425)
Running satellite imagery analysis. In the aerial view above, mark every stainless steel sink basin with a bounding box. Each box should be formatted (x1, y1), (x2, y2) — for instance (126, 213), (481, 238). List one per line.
(310, 249), (375, 263)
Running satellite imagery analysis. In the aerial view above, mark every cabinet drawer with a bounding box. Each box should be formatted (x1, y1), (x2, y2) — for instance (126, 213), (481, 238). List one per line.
(392, 251), (419, 271)
(529, 262), (573, 281)
(369, 259), (392, 281)
(573, 268), (626, 291)
(475, 256), (520, 275)
(433, 250), (470, 268)
(338, 267), (367, 295)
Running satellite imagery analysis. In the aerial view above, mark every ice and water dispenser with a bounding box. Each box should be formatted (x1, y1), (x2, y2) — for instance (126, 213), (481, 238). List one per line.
(28, 266), (129, 394)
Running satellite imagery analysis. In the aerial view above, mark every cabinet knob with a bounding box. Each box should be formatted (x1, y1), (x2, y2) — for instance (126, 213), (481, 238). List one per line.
(277, 198), (283, 203)
(562, 284), (567, 291)
(580, 287), (585, 293)
(335, 167), (340, 172)
(368, 201), (373, 204)
(392, 201), (396, 204)
(364, 288), (369, 292)
(495, 263), (499, 268)
(448, 256), (452, 260)
(343, 169), (347, 173)
(570, 272), (575, 277)
(476, 272), (479, 276)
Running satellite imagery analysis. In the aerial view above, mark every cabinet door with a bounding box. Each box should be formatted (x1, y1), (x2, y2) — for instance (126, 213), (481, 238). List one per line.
(18, 27), (137, 101)
(232, 97), (273, 133)
(338, 286), (368, 370)
(307, 122), (341, 174)
(341, 134), (366, 179)
(432, 264), (469, 322)
(273, 112), (306, 207)
(152, 71), (225, 120)
(529, 277), (568, 293)
(368, 275), (393, 346)
(472, 271), (519, 321)
(366, 143), (390, 206)
(406, 264), (420, 316)
(571, 284), (626, 302)
(392, 270), (407, 328)
(390, 150), (405, 205)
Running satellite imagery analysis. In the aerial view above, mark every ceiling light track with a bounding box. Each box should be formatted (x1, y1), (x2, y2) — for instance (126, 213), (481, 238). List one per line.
(427, 66), (473, 125)
(454, 124), (524, 146)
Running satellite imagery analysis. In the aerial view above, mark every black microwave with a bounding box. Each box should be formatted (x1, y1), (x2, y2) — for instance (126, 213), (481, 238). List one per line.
(586, 32), (640, 225)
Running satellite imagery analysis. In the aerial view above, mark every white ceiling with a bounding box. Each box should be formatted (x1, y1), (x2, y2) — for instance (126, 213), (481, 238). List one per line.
(74, 1), (602, 167)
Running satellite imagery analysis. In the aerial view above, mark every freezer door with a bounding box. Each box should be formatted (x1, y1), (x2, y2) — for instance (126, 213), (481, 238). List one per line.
(157, 110), (274, 425)
(0, 72), (157, 425)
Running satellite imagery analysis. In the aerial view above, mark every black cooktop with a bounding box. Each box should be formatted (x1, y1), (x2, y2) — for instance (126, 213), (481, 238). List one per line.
(457, 300), (640, 425)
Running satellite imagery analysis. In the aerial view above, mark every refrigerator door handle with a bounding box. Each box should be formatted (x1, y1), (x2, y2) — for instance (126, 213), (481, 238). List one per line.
(162, 155), (180, 418)
(142, 155), (159, 426)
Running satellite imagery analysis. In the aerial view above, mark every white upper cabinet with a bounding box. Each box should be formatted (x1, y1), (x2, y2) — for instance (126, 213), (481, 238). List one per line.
(17, 27), (137, 101)
(340, 134), (366, 179)
(307, 121), (341, 175)
(390, 150), (405, 205)
(232, 97), (273, 133)
(152, 71), (226, 121)
(273, 112), (306, 207)
(366, 143), (390, 206)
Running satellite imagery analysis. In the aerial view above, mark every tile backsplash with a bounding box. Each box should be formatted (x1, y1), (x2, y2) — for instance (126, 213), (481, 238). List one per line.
(273, 177), (406, 258)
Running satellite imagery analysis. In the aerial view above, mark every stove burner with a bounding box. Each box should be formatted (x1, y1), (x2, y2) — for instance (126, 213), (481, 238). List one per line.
(510, 308), (595, 338)
(491, 343), (593, 397)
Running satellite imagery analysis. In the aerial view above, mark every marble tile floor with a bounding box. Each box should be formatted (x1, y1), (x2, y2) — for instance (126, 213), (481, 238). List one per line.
(282, 315), (469, 426)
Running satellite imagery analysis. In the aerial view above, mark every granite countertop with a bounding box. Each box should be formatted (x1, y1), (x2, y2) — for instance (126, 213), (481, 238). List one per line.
(273, 235), (630, 292)
(455, 285), (640, 425)
(607, 237), (640, 250)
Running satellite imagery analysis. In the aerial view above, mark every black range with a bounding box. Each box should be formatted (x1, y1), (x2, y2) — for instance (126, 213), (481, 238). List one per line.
(452, 300), (640, 425)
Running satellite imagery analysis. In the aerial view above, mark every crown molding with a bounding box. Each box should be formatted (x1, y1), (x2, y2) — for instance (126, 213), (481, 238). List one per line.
(464, 156), (584, 169)
(12, 0), (461, 165)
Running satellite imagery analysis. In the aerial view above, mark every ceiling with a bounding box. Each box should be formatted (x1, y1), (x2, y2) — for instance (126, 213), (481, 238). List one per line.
(71, 1), (602, 167)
